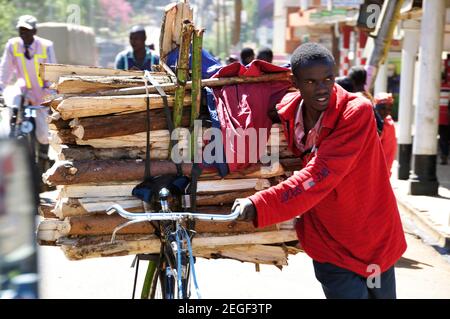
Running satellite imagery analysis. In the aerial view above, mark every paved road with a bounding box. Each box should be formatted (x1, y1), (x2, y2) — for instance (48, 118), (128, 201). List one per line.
(38, 212), (450, 299)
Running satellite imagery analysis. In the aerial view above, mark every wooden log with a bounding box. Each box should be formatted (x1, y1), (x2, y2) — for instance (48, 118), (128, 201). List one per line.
(190, 28), (203, 160)
(53, 197), (144, 219)
(191, 29), (203, 125)
(59, 122), (287, 150)
(57, 179), (271, 198)
(53, 198), (228, 219)
(51, 129), (77, 145)
(173, 21), (194, 129)
(43, 159), (284, 186)
(38, 203), (57, 219)
(66, 214), (153, 235)
(48, 117), (70, 130)
(95, 72), (293, 97)
(43, 159), (193, 186)
(59, 230), (298, 260)
(73, 129), (190, 149)
(279, 158), (302, 171)
(56, 74), (175, 94)
(195, 244), (290, 266)
(159, 1), (193, 63)
(57, 146), (152, 161)
(50, 190), (255, 219)
(40, 63), (143, 83)
(56, 94), (191, 120)
(70, 108), (191, 140)
(195, 190), (256, 206)
(37, 210), (273, 239)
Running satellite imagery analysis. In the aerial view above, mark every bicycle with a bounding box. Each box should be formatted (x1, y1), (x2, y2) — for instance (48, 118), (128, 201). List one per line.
(107, 187), (240, 299)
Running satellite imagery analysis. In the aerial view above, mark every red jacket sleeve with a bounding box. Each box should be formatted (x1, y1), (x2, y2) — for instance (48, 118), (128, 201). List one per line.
(249, 99), (376, 228)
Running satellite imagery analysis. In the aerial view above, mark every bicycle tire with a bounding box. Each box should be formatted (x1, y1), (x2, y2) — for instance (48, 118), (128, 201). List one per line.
(149, 263), (176, 299)
(141, 260), (157, 299)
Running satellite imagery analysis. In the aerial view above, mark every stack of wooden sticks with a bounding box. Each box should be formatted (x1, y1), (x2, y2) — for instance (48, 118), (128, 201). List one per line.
(37, 2), (302, 267)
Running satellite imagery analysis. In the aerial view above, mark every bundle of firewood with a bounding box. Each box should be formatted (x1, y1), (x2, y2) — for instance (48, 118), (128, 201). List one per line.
(37, 2), (301, 267)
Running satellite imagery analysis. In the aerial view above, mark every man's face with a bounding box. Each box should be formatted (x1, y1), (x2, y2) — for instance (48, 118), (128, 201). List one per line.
(129, 32), (146, 52)
(18, 27), (36, 46)
(294, 62), (335, 113)
(375, 103), (393, 119)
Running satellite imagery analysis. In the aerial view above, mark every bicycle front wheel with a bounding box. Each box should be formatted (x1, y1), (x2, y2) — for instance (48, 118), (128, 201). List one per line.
(148, 264), (176, 299)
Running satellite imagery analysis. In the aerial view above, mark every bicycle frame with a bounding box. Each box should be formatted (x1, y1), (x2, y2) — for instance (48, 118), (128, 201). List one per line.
(107, 188), (241, 299)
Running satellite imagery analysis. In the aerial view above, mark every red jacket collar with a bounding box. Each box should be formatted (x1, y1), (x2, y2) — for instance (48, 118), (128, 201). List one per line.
(276, 84), (351, 130)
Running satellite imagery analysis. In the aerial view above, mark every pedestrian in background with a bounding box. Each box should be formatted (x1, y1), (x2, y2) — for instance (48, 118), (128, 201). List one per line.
(438, 99), (449, 165)
(374, 92), (397, 174)
(348, 66), (384, 135)
(256, 47), (273, 64)
(240, 47), (255, 66)
(115, 25), (159, 71)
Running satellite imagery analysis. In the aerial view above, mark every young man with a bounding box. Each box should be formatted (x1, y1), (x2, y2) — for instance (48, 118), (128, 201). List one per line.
(0, 15), (57, 144)
(233, 43), (406, 299)
(115, 25), (159, 71)
(374, 92), (397, 174)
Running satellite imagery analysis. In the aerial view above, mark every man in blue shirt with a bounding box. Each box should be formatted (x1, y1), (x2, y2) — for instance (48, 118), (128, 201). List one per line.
(115, 25), (159, 71)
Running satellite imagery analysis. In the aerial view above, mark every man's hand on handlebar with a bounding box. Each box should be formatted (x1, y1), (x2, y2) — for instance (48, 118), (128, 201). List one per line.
(232, 198), (257, 222)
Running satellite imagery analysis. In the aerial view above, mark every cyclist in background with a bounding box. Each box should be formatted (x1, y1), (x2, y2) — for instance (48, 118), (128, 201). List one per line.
(0, 15), (57, 144)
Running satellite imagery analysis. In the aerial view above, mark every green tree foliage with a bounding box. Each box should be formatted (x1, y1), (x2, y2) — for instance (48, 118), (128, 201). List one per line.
(0, 0), (98, 51)
(0, 0), (17, 52)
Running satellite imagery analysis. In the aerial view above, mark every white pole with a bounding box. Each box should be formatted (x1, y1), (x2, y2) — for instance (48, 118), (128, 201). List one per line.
(272, 1), (286, 54)
(374, 63), (388, 95)
(409, 0), (445, 195)
(397, 20), (420, 180)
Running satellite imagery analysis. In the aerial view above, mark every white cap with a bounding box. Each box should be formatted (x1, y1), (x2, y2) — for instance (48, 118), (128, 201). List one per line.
(16, 15), (37, 30)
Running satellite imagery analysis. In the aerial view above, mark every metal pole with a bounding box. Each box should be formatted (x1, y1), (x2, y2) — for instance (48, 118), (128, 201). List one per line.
(397, 20), (420, 180)
(409, 0), (445, 195)
(365, 0), (404, 91)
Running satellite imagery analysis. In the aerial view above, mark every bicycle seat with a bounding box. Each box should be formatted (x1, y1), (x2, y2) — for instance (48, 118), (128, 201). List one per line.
(132, 174), (189, 204)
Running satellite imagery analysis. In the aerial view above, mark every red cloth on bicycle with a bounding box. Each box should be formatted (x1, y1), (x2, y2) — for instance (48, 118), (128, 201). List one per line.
(211, 60), (292, 172)
(249, 84), (407, 278)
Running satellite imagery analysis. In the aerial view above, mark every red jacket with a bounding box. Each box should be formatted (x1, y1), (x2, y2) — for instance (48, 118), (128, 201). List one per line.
(380, 115), (397, 175)
(249, 85), (406, 277)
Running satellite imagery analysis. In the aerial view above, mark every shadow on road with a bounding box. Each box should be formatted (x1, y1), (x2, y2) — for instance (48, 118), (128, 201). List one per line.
(396, 257), (433, 270)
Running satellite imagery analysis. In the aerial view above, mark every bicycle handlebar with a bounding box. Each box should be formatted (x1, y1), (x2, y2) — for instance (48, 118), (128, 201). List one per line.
(107, 188), (242, 243)
(107, 204), (240, 222)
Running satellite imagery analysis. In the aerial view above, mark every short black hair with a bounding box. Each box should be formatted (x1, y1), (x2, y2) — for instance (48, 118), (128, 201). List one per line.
(348, 66), (367, 87)
(257, 47), (273, 63)
(290, 43), (335, 76)
(240, 47), (255, 64)
(335, 76), (355, 92)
